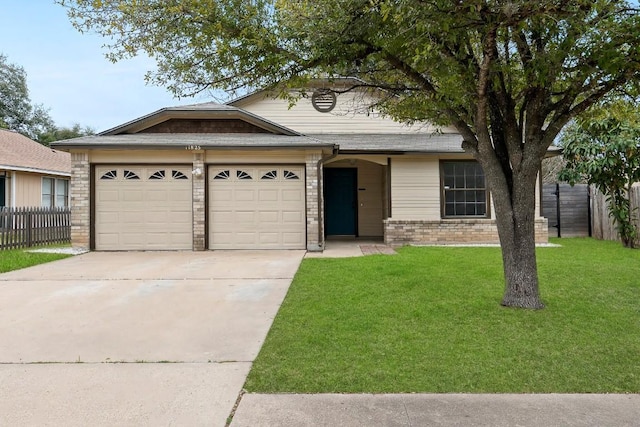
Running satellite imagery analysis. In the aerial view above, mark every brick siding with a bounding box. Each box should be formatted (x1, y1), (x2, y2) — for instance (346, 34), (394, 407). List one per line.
(384, 218), (549, 245)
(192, 153), (206, 250)
(70, 151), (90, 250)
(305, 152), (323, 251)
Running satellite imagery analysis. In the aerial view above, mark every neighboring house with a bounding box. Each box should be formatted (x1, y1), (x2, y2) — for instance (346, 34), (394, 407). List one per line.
(53, 80), (548, 251)
(0, 129), (71, 209)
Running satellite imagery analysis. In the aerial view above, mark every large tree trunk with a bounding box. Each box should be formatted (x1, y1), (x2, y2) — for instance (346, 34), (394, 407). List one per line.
(484, 161), (545, 309)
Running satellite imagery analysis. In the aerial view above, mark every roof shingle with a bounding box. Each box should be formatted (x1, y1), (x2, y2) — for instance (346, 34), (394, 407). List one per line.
(0, 129), (70, 175)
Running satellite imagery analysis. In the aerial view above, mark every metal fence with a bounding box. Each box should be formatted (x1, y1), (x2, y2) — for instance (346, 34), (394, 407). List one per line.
(0, 207), (71, 250)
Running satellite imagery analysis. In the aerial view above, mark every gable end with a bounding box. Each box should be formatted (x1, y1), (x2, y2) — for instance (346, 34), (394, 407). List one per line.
(138, 119), (271, 134)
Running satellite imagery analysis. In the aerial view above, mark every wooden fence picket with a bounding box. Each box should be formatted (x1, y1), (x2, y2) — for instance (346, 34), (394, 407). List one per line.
(0, 207), (71, 250)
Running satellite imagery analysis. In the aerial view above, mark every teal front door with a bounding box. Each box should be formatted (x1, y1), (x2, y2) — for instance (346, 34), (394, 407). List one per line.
(324, 168), (357, 236)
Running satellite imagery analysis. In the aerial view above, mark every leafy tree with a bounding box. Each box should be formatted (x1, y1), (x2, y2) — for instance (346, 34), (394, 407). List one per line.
(37, 123), (95, 145)
(0, 53), (55, 140)
(59, 0), (640, 308)
(560, 100), (640, 248)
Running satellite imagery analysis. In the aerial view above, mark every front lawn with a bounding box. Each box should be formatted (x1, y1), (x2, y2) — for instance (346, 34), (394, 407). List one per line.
(245, 238), (640, 393)
(0, 248), (72, 273)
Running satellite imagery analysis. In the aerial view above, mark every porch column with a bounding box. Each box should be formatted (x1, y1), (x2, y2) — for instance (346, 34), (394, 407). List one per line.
(70, 150), (90, 251)
(305, 152), (323, 251)
(192, 152), (206, 251)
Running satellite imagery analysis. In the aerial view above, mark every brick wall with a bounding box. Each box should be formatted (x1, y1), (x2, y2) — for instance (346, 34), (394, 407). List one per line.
(384, 218), (549, 245)
(70, 151), (90, 250)
(306, 152), (323, 251)
(192, 153), (205, 250)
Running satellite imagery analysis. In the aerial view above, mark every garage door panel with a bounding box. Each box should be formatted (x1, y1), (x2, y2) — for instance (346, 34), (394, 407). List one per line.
(282, 189), (303, 201)
(167, 211), (191, 223)
(258, 189), (279, 201)
(211, 210), (234, 225)
(96, 212), (118, 224)
(145, 211), (169, 224)
(146, 190), (169, 202)
(282, 211), (304, 223)
(235, 233), (258, 244)
(96, 233), (118, 246)
(122, 190), (145, 202)
(258, 211), (279, 223)
(209, 165), (306, 249)
(283, 232), (304, 244)
(95, 165), (192, 250)
(211, 189), (233, 201)
(259, 233), (279, 244)
(168, 189), (191, 202)
(233, 211), (254, 223)
(235, 190), (256, 201)
(98, 190), (119, 202)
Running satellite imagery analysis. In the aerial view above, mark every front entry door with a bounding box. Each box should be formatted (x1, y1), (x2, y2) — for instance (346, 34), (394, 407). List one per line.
(324, 168), (357, 236)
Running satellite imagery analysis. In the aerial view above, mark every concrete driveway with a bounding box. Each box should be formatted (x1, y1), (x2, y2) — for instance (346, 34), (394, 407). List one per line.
(0, 250), (304, 426)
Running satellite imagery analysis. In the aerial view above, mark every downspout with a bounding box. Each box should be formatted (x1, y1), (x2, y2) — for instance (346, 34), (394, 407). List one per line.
(314, 145), (339, 252)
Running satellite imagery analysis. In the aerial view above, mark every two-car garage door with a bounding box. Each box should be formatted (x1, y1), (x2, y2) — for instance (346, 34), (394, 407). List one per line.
(94, 164), (306, 250)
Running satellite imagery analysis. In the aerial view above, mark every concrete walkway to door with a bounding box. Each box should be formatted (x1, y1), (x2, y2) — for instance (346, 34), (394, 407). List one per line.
(0, 250), (305, 426)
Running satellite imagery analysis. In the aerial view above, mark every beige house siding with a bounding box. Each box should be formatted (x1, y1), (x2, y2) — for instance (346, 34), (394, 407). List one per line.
(235, 91), (448, 135)
(389, 157), (441, 220)
(90, 150), (194, 163)
(13, 172), (43, 207)
(205, 150), (308, 164)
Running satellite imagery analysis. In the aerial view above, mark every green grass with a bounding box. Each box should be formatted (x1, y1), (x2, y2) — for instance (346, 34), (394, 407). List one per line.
(245, 238), (640, 393)
(0, 248), (72, 273)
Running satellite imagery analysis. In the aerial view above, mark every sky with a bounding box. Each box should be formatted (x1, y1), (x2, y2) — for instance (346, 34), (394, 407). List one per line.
(0, 0), (206, 133)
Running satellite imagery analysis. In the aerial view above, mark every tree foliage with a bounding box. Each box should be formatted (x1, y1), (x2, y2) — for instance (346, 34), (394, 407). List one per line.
(59, 0), (640, 308)
(0, 53), (55, 141)
(0, 53), (95, 144)
(560, 100), (640, 247)
(37, 123), (95, 145)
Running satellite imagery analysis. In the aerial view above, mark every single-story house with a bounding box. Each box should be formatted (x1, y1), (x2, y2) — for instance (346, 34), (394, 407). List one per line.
(0, 129), (71, 208)
(53, 81), (548, 251)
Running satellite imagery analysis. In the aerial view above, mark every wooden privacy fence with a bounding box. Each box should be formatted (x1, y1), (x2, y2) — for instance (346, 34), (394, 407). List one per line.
(591, 185), (640, 247)
(542, 183), (591, 238)
(0, 207), (71, 250)
(542, 183), (640, 246)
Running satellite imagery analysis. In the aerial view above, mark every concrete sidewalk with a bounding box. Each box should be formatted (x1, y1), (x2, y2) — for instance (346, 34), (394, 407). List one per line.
(231, 393), (640, 426)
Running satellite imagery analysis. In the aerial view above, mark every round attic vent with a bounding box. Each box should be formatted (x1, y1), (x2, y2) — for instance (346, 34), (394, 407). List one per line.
(311, 89), (336, 113)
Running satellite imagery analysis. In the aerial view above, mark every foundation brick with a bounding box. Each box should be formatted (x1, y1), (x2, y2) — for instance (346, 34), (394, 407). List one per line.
(384, 218), (549, 246)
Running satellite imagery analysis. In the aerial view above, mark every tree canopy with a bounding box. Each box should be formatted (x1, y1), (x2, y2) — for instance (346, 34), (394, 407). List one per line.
(59, 0), (640, 308)
(0, 53), (94, 144)
(0, 53), (55, 141)
(560, 100), (640, 247)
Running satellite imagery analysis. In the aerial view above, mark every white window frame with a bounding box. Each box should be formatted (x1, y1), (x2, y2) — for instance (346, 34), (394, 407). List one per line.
(42, 177), (69, 208)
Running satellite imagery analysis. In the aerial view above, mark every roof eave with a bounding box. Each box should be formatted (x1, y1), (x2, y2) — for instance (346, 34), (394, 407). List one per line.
(51, 143), (336, 151)
(0, 164), (71, 176)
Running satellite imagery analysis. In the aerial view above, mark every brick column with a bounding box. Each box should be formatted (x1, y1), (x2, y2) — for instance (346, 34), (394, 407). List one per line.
(70, 150), (90, 251)
(192, 152), (206, 251)
(305, 152), (323, 251)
